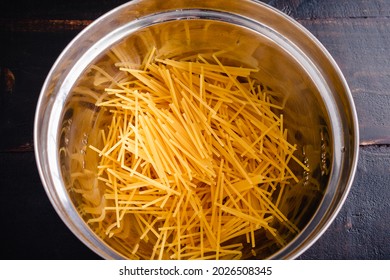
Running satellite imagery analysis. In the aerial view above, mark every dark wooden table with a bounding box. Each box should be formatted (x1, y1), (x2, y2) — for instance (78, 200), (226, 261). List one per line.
(1, 0), (389, 260)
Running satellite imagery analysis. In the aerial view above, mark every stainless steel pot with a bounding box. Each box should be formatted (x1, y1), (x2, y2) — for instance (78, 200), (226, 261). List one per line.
(34, 0), (359, 259)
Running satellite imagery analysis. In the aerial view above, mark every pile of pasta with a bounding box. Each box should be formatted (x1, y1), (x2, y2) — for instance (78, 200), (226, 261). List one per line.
(79, 48), (309, 260)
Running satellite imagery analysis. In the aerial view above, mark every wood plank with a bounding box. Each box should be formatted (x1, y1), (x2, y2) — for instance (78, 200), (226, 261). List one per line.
(1, 146), (388, 259)
(300, 145), (390, 259)
(0, 31), (78, 152)
(1, 4), (389, 151)
(294, 0), (390, 19)
(300, 18), (390, 145)
(265, 0), (305, 15)
(267, 0), (390, 19)
(0, 0), (388, 261)
(1, 0), (389, 20)
(0, 19), (91, 33)
(2, 18), (389, 148)
(0, 152), (101, 259)
(0, 0), (128, 20)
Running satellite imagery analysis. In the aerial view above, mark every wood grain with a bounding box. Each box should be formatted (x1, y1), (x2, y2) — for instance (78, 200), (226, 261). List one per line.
(0, 31), (77, 152)
(0, 152), (100, 259)
(1, 146), (389, 259)
(0, 19), (91, 33)
(292, 0), (390, 19)
(300, 18), (390, 145)
(1, 0), (389, 20)
(0, 0), (389, 260)
(299, 145), (390, 259)
(2, 18), (389, 149)
(0, 0), (128, 19)
(266, 0), (304, 15)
